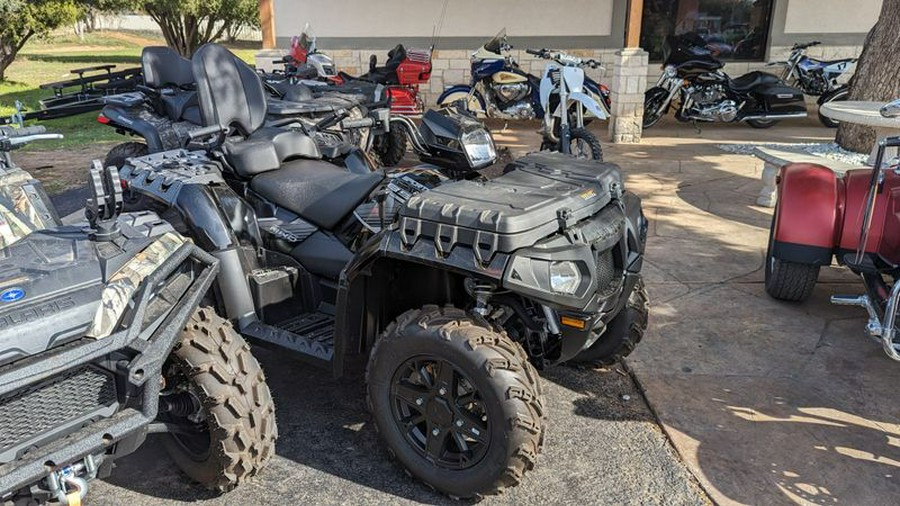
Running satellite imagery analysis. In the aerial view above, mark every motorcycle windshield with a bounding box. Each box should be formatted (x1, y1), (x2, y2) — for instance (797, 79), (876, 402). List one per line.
(483, 28), (507, 54)
(663, 33), (720, 67)
(297, 23), (316, 52)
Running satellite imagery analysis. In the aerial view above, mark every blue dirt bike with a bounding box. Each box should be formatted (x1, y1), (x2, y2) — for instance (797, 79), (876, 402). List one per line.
(768, 41), (857, 128)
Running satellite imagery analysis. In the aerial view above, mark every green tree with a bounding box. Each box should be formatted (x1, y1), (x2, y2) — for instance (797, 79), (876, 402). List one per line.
(114, 0), (259, 57)
(0, 0), (80, 81)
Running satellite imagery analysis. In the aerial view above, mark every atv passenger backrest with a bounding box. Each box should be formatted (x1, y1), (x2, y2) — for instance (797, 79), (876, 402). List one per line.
(192, 43), (268, 137)
(142, 47), (194, 88)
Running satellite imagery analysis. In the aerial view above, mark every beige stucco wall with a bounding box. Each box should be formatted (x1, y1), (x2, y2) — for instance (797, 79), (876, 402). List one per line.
(783, 0), (881, 34)
(273, 0), (614, 38)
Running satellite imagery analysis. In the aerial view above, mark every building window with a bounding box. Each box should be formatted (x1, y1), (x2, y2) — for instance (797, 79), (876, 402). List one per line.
(640, 0), (775, 62)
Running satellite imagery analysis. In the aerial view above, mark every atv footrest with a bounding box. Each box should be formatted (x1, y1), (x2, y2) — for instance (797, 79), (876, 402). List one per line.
(242, 313), (335, 368)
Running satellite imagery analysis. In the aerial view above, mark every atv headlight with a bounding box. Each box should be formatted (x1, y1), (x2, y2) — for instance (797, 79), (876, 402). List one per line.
(461, 128), (497, 168)
(549, 261), (581, 295)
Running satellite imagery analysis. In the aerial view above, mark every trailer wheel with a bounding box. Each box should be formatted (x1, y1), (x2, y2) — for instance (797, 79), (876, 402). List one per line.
(367, 306), (544, 499)
(764, 220), (819, 301)
(162, 308), (277, 493)
(569, 276), (649, 367)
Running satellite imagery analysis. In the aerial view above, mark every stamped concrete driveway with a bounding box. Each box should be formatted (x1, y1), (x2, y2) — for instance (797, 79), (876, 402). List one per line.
(609, 118), (900, 505)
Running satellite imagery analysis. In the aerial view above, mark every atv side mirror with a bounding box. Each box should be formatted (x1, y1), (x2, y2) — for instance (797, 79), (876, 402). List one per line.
(881, 99), (900, 119)
(85, 160), (123, 241)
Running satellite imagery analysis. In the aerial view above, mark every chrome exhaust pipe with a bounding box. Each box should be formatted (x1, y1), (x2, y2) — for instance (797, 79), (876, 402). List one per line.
(740, 112), (807, 121)
(389, 116), (430, 155)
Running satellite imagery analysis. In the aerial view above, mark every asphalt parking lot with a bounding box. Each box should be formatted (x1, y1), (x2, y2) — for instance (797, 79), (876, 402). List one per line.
(89, 351), (706, 505)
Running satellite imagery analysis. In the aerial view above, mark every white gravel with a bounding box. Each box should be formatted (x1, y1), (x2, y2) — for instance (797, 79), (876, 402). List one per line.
(718, 142), (870, 166)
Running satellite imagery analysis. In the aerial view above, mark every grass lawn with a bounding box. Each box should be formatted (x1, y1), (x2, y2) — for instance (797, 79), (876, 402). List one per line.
(0, 31), (260, 151)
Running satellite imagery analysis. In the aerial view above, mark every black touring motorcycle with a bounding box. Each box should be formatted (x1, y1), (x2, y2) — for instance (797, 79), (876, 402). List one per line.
(116, 43), (649, 498)
(643, 33), (807, 129)
(0, 125), (276, 503)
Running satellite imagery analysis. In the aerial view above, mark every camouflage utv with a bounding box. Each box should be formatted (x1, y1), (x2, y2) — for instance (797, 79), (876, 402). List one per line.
(0, 125), (276, 504)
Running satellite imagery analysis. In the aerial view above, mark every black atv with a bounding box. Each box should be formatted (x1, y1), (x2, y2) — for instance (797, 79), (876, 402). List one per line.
(118, 43), (649, 499)
(0, 125), (276, 503)
(97, 46), (398, 172)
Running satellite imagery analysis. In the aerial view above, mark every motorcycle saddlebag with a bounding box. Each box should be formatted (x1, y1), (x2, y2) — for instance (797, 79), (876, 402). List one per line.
(398, 152), (623, 263)
(755, 83), (806, 114)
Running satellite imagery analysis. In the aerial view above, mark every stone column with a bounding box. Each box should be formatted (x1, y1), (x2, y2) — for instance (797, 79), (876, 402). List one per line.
(608, 48), (649, 144)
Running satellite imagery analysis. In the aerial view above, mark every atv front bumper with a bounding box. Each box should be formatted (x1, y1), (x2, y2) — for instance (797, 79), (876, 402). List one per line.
(555, 271), (643, 362)
(0, 244), (217, 501)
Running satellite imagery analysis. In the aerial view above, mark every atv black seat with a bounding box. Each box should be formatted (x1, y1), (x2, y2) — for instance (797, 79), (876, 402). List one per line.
(250, 159), (382, 229)
(142, 47), (201, 123)
(142, 47), (194, 89)
(222, 127), (322, 177)
(193, 43), (329, 175)
(729, 70), (781, 92)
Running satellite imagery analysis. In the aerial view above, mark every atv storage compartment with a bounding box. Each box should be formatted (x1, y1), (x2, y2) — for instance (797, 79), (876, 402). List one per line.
(0, 212), (177, 367)
(755, 83), (806, 114)
(399, 152), (623, 263)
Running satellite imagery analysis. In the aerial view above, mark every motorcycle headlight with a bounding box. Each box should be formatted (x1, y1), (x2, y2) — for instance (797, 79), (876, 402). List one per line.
(461, 128), (497, 168)
(664, 64), (677, 77)
(549, 261), (581, 295)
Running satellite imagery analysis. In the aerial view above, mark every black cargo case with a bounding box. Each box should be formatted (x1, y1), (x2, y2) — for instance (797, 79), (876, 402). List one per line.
(398, 152), (624, 263)
(756, 83), (806, 113)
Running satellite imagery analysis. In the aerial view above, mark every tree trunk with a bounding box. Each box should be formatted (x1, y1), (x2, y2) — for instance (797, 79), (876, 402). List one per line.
(0, 32), (33, 82)
(835, 0), (900, 153)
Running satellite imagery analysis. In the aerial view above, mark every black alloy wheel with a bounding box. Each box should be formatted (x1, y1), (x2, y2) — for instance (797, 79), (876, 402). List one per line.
(390, 357), (490, 469)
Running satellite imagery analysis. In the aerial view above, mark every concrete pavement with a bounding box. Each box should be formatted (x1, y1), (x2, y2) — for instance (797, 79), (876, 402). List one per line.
(605, 118), (900, 505)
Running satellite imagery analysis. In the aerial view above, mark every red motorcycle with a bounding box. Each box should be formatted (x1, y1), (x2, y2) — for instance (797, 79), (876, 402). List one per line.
(288, 28), (432, 116)
(766, 99), (900, 362)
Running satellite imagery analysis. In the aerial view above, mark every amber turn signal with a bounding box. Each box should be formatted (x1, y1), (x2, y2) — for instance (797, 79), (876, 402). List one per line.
(560, 316), (587, 330)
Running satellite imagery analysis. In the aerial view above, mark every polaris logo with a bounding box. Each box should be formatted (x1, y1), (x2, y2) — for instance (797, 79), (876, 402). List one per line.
(0, 297), (76, 328)
(0, 287), (24, 303)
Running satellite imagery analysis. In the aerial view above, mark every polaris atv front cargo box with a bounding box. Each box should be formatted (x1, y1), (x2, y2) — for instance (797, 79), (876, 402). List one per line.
(398, 152), (624, 262)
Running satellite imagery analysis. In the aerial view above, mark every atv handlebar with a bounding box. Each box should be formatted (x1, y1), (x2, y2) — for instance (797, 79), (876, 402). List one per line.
(0, 126), (62, 150)
(0, 125), (46, 138)
(187, 124), (226, 141)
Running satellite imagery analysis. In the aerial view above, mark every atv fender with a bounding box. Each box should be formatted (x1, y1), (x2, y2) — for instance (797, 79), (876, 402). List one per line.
(772, 163), (842, 265)
(100, 105), (167, 152)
